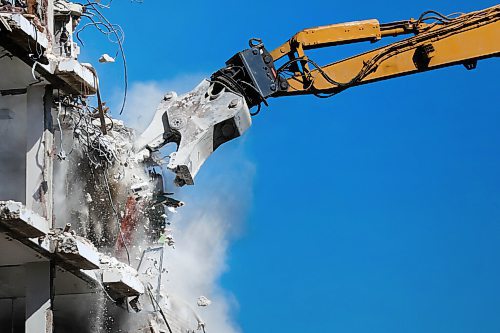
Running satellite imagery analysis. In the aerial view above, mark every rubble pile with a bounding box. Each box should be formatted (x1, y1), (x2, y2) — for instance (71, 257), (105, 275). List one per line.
(46, 226), (100, 270)
(0, 200), (21, 220)
(54, 232), (79, 254)
(49, 227), (92, 254)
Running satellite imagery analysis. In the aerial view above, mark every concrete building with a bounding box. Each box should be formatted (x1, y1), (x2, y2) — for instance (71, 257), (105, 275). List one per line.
(0, 1), (194, 332)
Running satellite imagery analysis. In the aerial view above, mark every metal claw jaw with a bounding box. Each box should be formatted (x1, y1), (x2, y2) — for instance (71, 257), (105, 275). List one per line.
(134, 80), (251, 186)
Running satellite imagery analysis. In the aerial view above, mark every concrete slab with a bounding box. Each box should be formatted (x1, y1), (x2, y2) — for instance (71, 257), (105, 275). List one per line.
(0, 13), (49, 48)
(103, 268), (145, 298)
(0, 13), (97, 95)
(56, 60), (97, 94)
(0, 203), (144, 302)
(0, 201), (49, 238)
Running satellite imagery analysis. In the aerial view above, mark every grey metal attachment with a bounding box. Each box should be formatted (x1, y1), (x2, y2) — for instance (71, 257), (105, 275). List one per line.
(135, 79), (252, 186)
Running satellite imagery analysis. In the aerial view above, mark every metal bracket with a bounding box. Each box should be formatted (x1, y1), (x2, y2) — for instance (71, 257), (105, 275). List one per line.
(463, 59), (478, 70)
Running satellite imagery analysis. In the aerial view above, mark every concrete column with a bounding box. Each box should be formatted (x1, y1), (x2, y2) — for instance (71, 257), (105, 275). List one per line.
(25, 262), (53, 333)
(26, 85), (54, 225)
(43, 87), (54, 225)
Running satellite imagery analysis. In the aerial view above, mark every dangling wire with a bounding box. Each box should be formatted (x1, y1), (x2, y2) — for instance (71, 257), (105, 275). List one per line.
(77, 1), (128, 115)
(250, 103), (261, 116)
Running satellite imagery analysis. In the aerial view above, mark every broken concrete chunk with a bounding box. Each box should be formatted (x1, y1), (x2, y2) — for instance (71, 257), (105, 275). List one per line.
(197, 296), (212, 307)
(98, 53), (115, 63)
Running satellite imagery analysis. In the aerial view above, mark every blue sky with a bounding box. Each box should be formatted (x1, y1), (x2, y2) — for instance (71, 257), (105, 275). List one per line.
(81, 1), (500, 332)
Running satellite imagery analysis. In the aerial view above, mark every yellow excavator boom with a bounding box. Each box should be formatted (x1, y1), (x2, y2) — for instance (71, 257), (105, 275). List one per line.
(270, 5), (499, 96)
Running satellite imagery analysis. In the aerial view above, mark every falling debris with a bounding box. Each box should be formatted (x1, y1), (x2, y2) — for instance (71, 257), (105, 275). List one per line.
(159, 231), (175, 247)
(197, 296), (212, 307)
(99, 53), (115, 63)
(155, 193), (185, 208)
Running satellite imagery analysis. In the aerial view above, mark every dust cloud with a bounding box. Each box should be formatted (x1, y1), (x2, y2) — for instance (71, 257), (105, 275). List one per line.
(119, 77), (255, 333)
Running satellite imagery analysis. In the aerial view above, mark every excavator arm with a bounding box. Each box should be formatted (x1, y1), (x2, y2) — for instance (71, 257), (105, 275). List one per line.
(215, 4), (499, 105)
(271, 5), (499, 97)
(135, 5), (500, 186)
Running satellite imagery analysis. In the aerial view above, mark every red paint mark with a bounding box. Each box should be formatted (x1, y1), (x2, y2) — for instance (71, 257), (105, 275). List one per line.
(115, 196), (142, 257)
